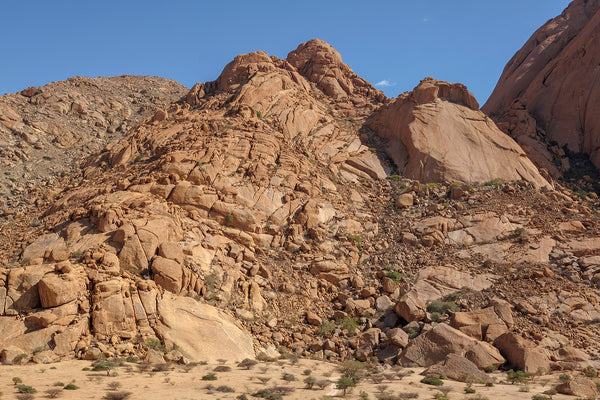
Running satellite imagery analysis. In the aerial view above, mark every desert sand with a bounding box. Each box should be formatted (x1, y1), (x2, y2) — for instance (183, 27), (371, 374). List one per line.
(0, 358), (576, 400)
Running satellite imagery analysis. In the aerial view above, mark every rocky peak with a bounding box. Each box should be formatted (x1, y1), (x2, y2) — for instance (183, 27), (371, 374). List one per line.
(286, 39), (386, 102)
(215, 51), (280, 91)
(411, 77), (479, 110)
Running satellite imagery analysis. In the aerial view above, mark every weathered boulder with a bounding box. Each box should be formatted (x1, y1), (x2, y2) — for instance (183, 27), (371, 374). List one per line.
(38, 272), (86, 308)
(394, 291), (427, 323)
(366, 78), (550, 187)
(450, 306), (510, 341)
(494, 332), (550, 374)
(151, 257), (183, 294)
(422, 353), (494, 383)
(399, 323), (505, 369)
(556, 376), (600, 398)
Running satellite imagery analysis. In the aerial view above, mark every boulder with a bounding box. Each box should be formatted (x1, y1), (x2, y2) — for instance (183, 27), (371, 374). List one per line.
(399, 323), (505, 369)
(556, 376), (600, 398)
(151, 256), (183, 294)
(450, 306), (509, 341)
(386, 328), (409, 348)
(38, 273), (86, 308)
(0, 345), (26, 364)
(422, 353), (494, 383)
(394, 291), (427, 322)
(366, 78), (550, 187)
(494, 332), (550, 374)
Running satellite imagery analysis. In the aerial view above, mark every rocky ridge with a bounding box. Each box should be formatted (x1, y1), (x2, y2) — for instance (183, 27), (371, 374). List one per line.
(0, 37), (598, 388)
(0, 75), (187, 216)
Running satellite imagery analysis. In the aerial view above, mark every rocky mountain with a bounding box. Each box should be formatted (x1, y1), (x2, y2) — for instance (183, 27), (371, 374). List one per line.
(0, 36), (599, 391)
(0, 75), (187, 216)
(483, 0), (600, 184)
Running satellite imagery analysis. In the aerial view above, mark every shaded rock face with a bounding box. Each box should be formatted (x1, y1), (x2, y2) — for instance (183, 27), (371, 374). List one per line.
(366, 78), (550, 187)
(483, 0), (600, 172)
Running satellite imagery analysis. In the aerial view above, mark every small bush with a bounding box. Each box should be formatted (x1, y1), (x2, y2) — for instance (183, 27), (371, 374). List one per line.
(507, 369), (529, 384)
(464, 386), (476, 394)
(144, 338), (167, 353)
(102, 391), (132, 400)
(216, 385), (235, 392)
(226, 214), (234, 223)
(92, 360), (118, 372)
(14, 354), (28, 363)
(107, 382), (122, 391)
(202, 373), (217, 380)
(64, 383), (79, 390)
(16, 394), (35, 400)
(396, 393), (419, 399)
(13, 377), (23, 385)
(45, 388), (63, 398)
(214, 365), (231, 372)
(559, 373), (571, 383)
(304, 376), (316, 389)
(317, 320), (336, 335)
(531, 395), (551, 400)
(16, 385), (37, 394)
(426, 300), (459, 315)
(385, 271), (403, 283)
(252, 389), (282, 400)
(282, 373), (296, 381)
(340, 316), (358, 335)
(583, 366), (597, 378)
(420, 375), (444, 386)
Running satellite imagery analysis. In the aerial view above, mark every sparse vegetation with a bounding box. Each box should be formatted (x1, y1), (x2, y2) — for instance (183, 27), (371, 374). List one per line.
(16, 385), (37, 394)
(336, 376), (356, 396)
(385, 270), (403, 283)
(316, 320), (336, 335)
(202, 373), (217, 381)
(507, 369), (529, 384)
(144, 338), (167, 353)
(64, 383), (79, 390)
(420, 375), (444, 386)
(340, 316), (359, 335)
(102, 391), (132, 400)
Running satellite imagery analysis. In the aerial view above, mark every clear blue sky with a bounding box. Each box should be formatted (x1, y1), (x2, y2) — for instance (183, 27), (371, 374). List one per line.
(0, 1), (570, 104)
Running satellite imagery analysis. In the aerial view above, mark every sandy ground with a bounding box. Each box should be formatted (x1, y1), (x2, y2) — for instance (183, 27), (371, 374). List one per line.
(0, 358), (578, 400)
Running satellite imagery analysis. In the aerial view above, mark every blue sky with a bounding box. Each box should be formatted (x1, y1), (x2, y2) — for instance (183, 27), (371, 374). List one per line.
(0, 1), (570, 104)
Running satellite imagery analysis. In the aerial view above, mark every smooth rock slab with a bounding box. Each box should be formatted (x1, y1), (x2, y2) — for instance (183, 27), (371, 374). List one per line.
(155, 294), (255, 362)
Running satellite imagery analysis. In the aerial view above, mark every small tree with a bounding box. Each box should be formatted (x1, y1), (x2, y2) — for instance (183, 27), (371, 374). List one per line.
(304, 376), (316, 389)
(336, 376), (356, 396)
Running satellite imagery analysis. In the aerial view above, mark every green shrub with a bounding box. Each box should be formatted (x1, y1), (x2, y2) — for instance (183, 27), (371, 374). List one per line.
(531, 395), (551, 400)
(426, 300), (460, 315)
(304, 376), (316, 389)
(282, 373), (296, 381)
(144, 338), (167, 353)
(385, 271), (403, 283)
(216, 385), (235, 392)
(507, 369), (529, 384)
(584, 365), (598, 378)
(202, 373), (217, 381)
(340, 316), (358, 335)
(64, 383), (79, 390)
(92, 360), (117, 372)
(13, 353), (28, 363)
(420, 375), (443, 386)
(252, 389), (282, 399)
(237, 358), (258, 370)
(338, 360), (366, 382)
(316, 320), (336, 335)
(336, 376), (356, 395)
(226, 213), (234, 223)
(16, 385), (37, 393)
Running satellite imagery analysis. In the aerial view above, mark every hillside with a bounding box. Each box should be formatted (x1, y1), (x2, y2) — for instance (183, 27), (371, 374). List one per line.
(0, 35), (599, 398)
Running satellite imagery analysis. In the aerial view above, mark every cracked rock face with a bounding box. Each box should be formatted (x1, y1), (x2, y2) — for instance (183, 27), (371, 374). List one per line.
(483, 0), (600, 171)
(366, 78), (550, 187)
